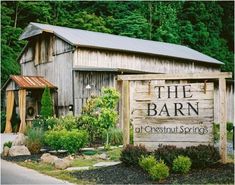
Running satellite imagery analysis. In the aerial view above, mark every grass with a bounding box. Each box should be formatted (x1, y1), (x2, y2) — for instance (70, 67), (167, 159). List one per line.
(71, 158), (103, 167)
(107, 148), (121, 161)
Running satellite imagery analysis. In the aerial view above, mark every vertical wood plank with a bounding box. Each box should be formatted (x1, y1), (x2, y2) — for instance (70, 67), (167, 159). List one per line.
(219, 77), (227, 163)
(122, 80), (130, 145)
(116, 80), (123, 129)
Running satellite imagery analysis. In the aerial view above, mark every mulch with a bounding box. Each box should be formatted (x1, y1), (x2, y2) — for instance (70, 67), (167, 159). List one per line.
(71, 163), (234, 184)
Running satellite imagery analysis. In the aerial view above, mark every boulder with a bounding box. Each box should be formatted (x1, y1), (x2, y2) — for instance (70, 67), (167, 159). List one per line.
(2, 146), (10, 157)
(40, 153), (58, 165)
(99, 153), (108, 160)
(12, 133), (27, 146)
(54, 158), (71, 170)
(9, 146), (31, 156)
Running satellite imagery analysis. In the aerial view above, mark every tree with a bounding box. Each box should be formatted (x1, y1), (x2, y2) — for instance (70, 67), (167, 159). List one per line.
(40, 87), (53, 118)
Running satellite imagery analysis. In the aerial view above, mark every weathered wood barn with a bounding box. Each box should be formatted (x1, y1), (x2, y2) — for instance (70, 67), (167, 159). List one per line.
(16, 22), (233, 123)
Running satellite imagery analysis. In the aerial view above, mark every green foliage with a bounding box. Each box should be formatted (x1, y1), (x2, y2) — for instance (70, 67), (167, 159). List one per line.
(154, 145), (185, 167)
(3, 141), (12, 149)
(77, 88), (120, 146)
(26, 127), (44, 154)
(102, 127), (123, 146)
(130, 126), (134, 144)
(227, 122), (233, 132)
(40, 87), (53, 119)
(1, 112), (6, 133)
(44, 129), (88, 154)
(172, 156), (192, 174)
(148, 160), (169, 181)
(52, 115), (78, 131)
(213, 123), (220, 142)
(120, 144), (148, 166)
(139, 155), (157, 172)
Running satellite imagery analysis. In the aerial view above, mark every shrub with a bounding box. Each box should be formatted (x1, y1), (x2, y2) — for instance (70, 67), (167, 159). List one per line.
(102, 127), (123, 146)
(139, 155), (157, 172)
(154, 145), (185, 167)
(26, 127), (44, 154)
(44, 129), (88, 154)
(3, 141), (12, 148)
(185, 145), (220, 168)
(130, 125), (134, 144)
(32, 117), (47, 130)
(227, 122), (233, 132)
(213, 123), (220, 141)
(172, 156), (192, 174)
(40, 86), (53, 119)
(1, 111), (6, 133)
(149, 160), (169, 181)
(120, 144), (148, 166)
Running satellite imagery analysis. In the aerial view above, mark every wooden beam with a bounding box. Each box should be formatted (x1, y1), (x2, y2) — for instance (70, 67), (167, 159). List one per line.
(122, 80), (130, 145)
(219, 77), (227, 163)
(117, 72), (232, 81)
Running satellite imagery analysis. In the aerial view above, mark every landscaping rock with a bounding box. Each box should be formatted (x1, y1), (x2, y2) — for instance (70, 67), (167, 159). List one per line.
(93, 161), (121, 167)
(2, 146), (10, 157)
(9, 146), (31, 156)
(40, 153), (58, 165)
(66, 167), (90, 171)
(54, 158), (71, 170)
(99, 153), (108, 160)
(12, 133), (27, 146)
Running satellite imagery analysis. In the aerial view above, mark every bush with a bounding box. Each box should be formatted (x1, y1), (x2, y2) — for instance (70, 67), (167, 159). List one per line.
(3, 141), (12, 148)
(172, 156), (192, 174)
(149, 160), (169, 181)
(32, 118), (47, 130)
(185, 145), (220, 168)
(26, 127), (44, 154)
(139, 155), (157, 172)
(44, 129), (88, 154)
(40, 86), (53, 119)
(227, 122), (233, 132)
(154, 145), (185, 167)
(1, 111), (6, 133)
(102, 127), (123, 146)
(120, 144), (148, 166)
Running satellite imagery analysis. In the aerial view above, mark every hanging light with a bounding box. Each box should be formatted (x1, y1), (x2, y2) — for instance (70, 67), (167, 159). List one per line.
(85, 84), (91, 89)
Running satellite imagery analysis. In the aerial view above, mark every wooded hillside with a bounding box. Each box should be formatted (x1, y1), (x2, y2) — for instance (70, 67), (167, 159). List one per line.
(1, 1), (234, 86)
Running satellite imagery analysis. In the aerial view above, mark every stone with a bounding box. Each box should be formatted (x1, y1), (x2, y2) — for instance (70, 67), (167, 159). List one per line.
(81, 147), (95, 151)
(54, 159), (71, 170)
(99, 153), (108, 160)
(9, 146), (31, 156)
(40, 153), (58, 165)
(2, 146), (10, 157)
(93, 161), (121, 167)
(66, 166), (89, 171)
(12, 133), (27, 146)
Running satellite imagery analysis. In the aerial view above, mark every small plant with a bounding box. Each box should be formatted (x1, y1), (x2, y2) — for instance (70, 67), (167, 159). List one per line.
(139, 155), (157, 172)
(26, 127), (44, 154)
(149, 160), (169, 181)
(227, 122), (233, 132)
(172, 156), (192, 174)
(154, 145), (185, 167)
(102, 127), (123, 146)
(40, 86), (53, 119)
(185, 145), (220, 168)
(120, 144), (148, 166)
(44, 129), (88, 154)
(3, 141), (12, 148)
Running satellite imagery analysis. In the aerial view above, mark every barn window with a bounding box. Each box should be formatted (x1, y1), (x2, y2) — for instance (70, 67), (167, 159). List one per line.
(34, 33), (53, 66)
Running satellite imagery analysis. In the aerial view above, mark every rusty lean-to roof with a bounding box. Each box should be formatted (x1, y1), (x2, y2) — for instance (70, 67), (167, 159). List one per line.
(9, 75), (57, 89)
(19, 22), (223, 65)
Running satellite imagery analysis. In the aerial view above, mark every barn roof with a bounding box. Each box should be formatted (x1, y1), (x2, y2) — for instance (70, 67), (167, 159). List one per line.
(2, 75), (57, 90)
(19, 22), (223, 65)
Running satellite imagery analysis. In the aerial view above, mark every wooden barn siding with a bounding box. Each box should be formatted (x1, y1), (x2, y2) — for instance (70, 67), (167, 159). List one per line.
(73, 71), (116, 115)
(20, 37), (74, 115)
(74, 48), (220, 73)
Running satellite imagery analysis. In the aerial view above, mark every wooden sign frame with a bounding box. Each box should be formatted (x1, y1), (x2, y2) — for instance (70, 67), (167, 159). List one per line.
(117, 72), (232, 163)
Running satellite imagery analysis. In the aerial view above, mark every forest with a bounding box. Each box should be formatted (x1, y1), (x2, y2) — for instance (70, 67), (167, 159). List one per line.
(1, 1), (234, 86)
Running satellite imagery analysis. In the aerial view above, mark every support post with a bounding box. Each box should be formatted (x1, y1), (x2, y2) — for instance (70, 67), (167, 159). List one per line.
(122, 80), (130, 146)
(219, 77), (227, 163)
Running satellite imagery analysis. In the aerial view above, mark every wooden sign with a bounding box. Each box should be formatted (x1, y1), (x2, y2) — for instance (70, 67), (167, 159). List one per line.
(130, 81), (214, 149)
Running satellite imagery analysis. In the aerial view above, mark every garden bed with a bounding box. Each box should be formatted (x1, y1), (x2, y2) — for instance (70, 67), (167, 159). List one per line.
(71, 163), (234, 184)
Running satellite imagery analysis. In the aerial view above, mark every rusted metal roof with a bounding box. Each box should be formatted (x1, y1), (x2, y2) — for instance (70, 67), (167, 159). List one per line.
(10, 75), (57, 89)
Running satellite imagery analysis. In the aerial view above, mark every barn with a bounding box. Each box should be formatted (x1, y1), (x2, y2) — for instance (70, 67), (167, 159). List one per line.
(3, 22), (233, 133)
